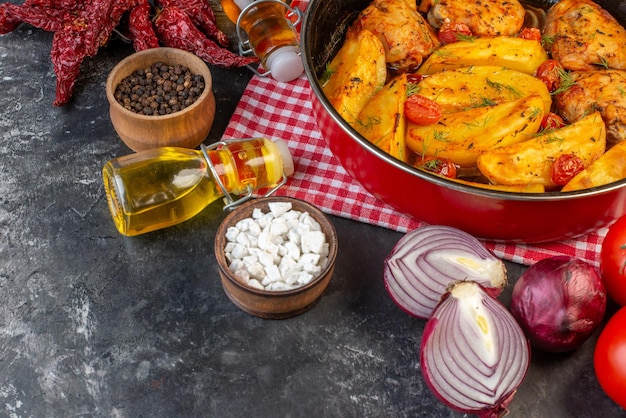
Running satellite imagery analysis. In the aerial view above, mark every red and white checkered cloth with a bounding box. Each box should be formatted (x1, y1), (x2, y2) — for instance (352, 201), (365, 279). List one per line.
(222, 0), (607, 266)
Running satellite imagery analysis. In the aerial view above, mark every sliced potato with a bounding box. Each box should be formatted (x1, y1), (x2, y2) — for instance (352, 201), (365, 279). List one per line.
(417, 37), (548, 75)
(417, 65), (552, 114)
(406, 94), (545, 166)
(321, 29), (387, 122)
(353, 73), (409, 162)
(562, 140), (626, 191)
(477, 112), (607, 187)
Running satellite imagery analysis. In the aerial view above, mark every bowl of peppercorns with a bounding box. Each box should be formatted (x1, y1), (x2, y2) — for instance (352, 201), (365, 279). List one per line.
(106, 47), (215, 151)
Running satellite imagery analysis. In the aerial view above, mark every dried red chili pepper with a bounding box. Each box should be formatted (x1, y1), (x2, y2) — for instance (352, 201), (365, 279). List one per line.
(154, 6), (258, 68)
(0, 4), (21, 34)
(0, 2), (75, 33)
(158, 0), (229, 47)
(86, 0), (139, 56)
(26, 0), (82, 10)
(51, 20), (88, 106)
(50, 0), (140, 105)
(128, 0), (159, 51)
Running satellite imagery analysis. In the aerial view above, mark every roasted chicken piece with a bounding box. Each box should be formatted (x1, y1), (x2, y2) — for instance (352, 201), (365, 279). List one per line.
(555, 70), (626, 144)
(417, 0), (526, 36)
(348, 0), (439, 71)
(543, 0), (626, 71)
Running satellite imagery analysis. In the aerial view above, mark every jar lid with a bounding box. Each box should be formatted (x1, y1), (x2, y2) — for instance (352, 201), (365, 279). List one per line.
(265, 46), (304, 83)
(272, 138), (295, 176)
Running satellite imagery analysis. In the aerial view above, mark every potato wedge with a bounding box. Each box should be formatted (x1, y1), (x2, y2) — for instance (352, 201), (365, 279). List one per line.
(477, 112), (607, 187)
(406, 94), (545, 166)
(562, 140), (626, 191)
(353, 73), (409, 162)
(417, 66), (552, 114)
(417, 36), (548, 75)
(321, 29), (387, 122)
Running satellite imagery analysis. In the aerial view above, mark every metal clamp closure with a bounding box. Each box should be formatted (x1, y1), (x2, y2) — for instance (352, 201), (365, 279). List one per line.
(201, 141), (288, 211)
(235, 0), (303, 78)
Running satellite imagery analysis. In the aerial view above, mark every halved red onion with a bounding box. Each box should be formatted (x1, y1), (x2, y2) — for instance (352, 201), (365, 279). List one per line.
(383, 225), (507, 319)
(420, 281), (530, 418)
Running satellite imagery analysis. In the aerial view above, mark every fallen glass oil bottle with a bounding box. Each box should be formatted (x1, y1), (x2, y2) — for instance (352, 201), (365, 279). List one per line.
(102, 137), (294, 236)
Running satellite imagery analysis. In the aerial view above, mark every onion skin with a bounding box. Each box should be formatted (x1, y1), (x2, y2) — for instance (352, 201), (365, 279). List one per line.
(420, 281), (530, 418)
(510, 255), (607, 353)
(384, 225), (507, 319)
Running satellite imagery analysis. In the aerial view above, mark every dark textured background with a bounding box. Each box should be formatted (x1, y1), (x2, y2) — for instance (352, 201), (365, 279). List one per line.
(0, 1), (624, 417)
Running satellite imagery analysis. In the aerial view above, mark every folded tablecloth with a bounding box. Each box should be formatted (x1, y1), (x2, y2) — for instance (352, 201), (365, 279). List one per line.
(221, 1), (606, 267)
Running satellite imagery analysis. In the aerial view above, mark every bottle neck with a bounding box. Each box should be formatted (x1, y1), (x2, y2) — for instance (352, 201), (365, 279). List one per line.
(201, 138), (287, 198)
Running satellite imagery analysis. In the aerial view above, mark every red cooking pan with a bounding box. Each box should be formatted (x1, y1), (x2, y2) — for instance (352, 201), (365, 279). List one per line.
(301, 0), (626, 243)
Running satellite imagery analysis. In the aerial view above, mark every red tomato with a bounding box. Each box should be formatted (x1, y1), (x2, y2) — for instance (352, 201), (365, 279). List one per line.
(518, 27), (542, 41)
(600, 215), (626, 306)
(594, 306), (626, 409)
(414, 156), (457, 179)
(536, 59), (564, 93)
(404, 94), (442, 125)
(541, 112), (566, 130)
(437, 21), (472, 44)
(406, 73), (424, 84)
(551, 154), (584, 185)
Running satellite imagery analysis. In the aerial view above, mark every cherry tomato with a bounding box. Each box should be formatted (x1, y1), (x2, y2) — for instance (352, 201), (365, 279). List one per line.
(404, 94), (442, 125)
(541, 112), (566, 130)
(414, 156), (457, 179)
(600, 215), (626, 306)
(518, 27), (542, 41)
(406, 73), (424, 84)
(536, 59), (564, 93)
(551, 154), (584, 186)
(437, 21), (472, 44)
(594, 306), (626, 409)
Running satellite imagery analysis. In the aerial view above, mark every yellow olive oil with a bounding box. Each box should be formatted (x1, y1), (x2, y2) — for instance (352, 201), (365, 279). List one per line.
(103, 138), (290, 236)
(237, 1), (299, 65)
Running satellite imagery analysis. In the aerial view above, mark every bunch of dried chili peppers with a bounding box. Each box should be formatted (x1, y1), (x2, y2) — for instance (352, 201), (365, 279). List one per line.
(0, 0), (258, 106)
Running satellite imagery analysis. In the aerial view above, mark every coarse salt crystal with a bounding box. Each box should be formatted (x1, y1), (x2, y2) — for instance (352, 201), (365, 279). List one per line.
(229, 242), (248, 260)
(268, 201), (292, 217)
(247, 219), (262, 237)
(257, 212), (274, 229)
(248, 262), (265, 279)
(225, 226), (240, 242)
(284, 241), (301, 260)
(269, 218), (289, 238)
(264, 264), (282, 283)
(266, 281), (290, 291)
(247, 279), (264, 290)
(236, 231), (251, 246)
(257, 250), (275, 268)
(301, 230), (326, 254)
(297, 272), (314, 285)
(252, 207), (265, 219)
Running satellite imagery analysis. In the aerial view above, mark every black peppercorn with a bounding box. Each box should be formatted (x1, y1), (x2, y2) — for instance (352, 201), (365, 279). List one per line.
(114, 63), (205, 115)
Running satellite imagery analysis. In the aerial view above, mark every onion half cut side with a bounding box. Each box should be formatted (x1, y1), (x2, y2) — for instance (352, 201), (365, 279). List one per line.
(384, 225), (507, 319)
(420, 281), (530, 418)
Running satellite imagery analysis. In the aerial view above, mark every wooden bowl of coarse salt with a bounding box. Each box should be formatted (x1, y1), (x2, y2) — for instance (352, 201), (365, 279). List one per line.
(214, 196), (338, 319)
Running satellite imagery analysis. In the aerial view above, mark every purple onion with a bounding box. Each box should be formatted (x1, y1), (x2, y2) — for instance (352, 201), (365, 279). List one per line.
(420, 281), (530, 418)
(384, 225), (507, 319)
(510, 255), (607, 353)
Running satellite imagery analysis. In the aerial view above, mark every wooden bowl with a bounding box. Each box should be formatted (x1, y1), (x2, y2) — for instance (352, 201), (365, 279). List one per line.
(214, 197), (338, 319)
(106, 47), (216, 151)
